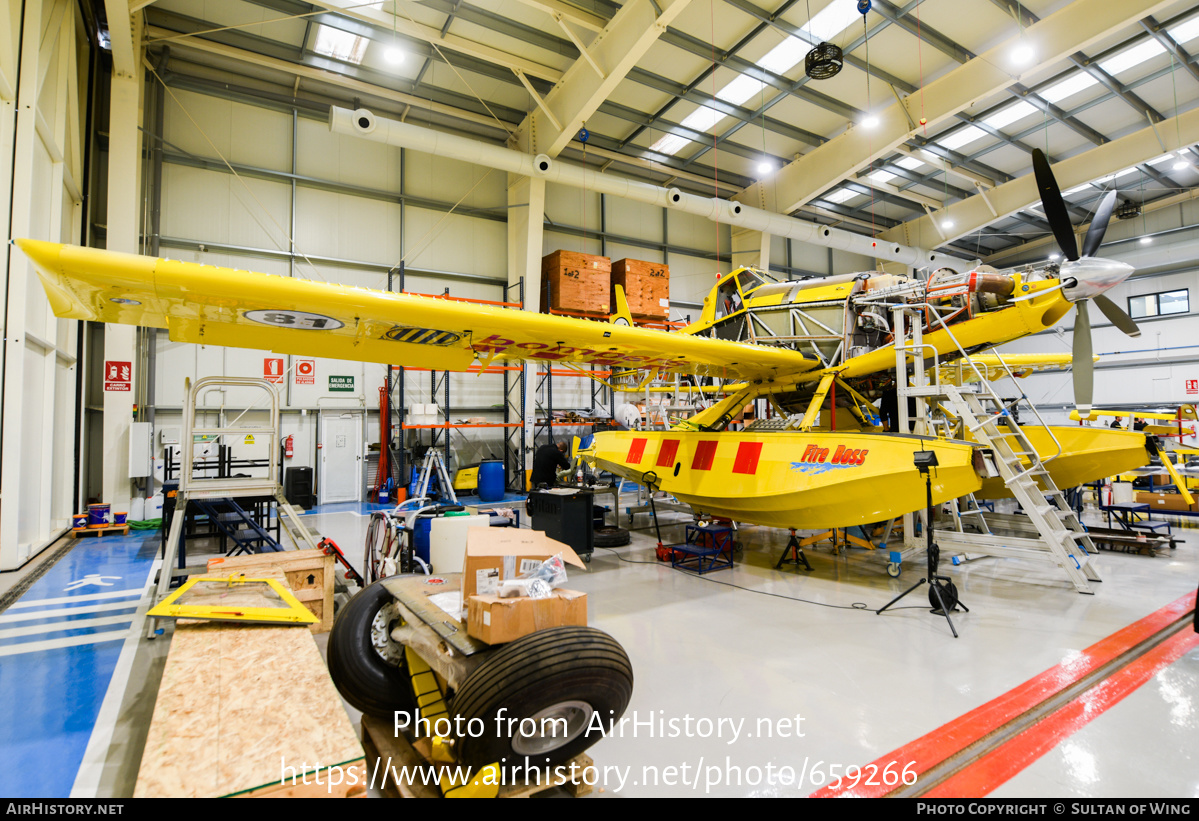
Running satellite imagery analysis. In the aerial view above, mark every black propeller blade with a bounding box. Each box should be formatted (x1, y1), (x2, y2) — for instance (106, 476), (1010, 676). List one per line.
(1032, 148), (1079, 261)
(1081, 189), (1118, 258)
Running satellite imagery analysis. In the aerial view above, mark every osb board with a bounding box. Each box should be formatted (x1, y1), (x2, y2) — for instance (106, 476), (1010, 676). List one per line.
(361, 715), (593, 798)
(612, 258), (669, 319)
(207, 550), (334, 633)
(134, 622), (365, 798)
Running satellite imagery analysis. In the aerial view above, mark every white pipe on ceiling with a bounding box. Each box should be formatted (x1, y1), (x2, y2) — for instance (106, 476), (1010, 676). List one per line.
(329, 106), (970, 270)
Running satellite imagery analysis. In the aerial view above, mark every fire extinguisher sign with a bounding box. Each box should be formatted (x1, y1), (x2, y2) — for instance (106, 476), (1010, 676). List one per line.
(295, 359), (315, 385)
(264, 358), (284, 383)
(104, 361), (132, 392)
(1187, 379), (1198, 395)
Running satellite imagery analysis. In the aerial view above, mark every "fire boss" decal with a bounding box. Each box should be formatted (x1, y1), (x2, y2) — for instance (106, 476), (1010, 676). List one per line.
(798, 444), (869, 466)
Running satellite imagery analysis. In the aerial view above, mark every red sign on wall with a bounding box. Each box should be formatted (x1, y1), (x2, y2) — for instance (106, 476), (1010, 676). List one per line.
(295, 359), (315, 385)
(264, 358), (285, 384)
(1187, 379), (1198, 395)
(104, 361), (131, 392)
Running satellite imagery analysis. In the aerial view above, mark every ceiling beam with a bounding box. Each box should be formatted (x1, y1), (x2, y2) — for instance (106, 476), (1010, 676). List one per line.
(104, 0), (139, 76)
(734, 0), (1176, 216)
(518, 0), (692, 157)
(880, 106), (1199, 251)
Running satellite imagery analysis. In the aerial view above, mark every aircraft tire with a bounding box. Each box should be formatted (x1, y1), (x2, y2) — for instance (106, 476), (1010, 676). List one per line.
(449, 626), (633, 768)
(593, 525), (631, 547)
(327, 579), (417, 718)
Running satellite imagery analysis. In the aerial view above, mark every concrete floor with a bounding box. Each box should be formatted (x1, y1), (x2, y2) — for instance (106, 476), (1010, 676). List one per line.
(2, 496), (1197, 798)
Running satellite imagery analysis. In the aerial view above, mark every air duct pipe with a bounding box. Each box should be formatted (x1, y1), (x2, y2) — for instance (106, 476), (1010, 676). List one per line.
(330, 106), (968, 269)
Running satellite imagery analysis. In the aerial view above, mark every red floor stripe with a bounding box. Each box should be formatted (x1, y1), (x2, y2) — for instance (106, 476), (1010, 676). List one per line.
(812, 590), (1196, 798)
(925, 628), (1199, 797)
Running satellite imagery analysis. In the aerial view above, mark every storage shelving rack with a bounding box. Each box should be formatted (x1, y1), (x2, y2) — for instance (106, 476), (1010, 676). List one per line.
(387, 269), (528, 494)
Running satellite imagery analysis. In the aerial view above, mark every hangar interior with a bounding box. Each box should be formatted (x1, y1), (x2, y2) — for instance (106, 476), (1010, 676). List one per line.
(1, 0), (1197, 800)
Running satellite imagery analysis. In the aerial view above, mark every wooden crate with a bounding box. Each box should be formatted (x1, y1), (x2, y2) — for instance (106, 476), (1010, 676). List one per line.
(541, 250), (611, 314)
(134, 622), (367, 798)
(207, 548), (334, 633)
(612, 258), (669, 319)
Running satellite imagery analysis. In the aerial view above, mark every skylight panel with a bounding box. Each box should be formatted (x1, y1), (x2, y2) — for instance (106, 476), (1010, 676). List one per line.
(896, 156), (925, 171)
(983, 101), (1038, 131)
(938, 125), (986, 151)
(680, 106), (724, 133)
(868, 169), (896, 184)
(758, 37), (808, 76)
(313, 24), (368, 64)
(1168, 16), (1199, 45)
(1040, 72), (1098, 104)
(824, 189), (857, 204)
(718, 75), (767, 106)
(648, 133), (691, 156)
(804, 0), (860, 43)
(1098, 40), (1166, 77)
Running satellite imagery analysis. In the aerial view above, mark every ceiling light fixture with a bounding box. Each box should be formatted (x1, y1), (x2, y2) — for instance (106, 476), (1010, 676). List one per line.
(384, 46), (404, 65)
(757, 161), (773, 175)
(942, 219), (955, 230)
(1011, 44), (1034, 65)
(861, 115), (879, 129)
(1173, 156), (1189, 171)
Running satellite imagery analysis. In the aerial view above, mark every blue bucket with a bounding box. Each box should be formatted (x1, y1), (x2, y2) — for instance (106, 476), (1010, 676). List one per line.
(414, 515), (433, 564)
(477, 460), (505, 502)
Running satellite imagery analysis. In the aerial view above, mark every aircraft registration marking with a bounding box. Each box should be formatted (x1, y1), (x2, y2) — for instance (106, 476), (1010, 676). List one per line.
(473, 335), (688, 369)
(244, 309), (344, 330)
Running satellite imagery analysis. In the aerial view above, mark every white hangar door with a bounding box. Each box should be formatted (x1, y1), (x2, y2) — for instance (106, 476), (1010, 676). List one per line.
(319, 413), (363, 504)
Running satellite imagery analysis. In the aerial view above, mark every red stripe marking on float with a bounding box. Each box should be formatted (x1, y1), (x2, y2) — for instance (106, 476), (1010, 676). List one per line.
(732, 441), (763, 475)
(656, 439), (681, 468)
(626, 438), (647, 464)
(692, 441), (718, 471)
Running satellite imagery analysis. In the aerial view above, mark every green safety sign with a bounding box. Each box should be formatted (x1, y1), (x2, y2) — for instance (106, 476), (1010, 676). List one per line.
(329, 375), (355, 392)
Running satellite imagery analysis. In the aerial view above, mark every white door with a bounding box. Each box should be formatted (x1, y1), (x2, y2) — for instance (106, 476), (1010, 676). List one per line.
(320, 413), (363, 504)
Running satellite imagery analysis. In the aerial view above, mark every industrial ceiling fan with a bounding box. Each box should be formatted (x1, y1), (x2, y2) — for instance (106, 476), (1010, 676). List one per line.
(1031, 148), (1140, 418)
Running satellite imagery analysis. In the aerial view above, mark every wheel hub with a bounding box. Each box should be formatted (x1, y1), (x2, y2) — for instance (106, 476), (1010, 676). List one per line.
(370, 602), (404, 666)
(511, 700), (594, 756)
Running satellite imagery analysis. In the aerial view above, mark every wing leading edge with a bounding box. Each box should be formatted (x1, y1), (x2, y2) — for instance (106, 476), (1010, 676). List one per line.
(17, 240), (820, 382)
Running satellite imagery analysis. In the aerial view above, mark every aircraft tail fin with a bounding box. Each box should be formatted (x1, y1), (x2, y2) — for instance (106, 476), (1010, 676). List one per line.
(610, 285), (634, 326)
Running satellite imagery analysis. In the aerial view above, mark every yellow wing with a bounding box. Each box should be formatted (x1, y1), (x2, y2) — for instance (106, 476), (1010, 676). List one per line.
(18, 240), (819, 382)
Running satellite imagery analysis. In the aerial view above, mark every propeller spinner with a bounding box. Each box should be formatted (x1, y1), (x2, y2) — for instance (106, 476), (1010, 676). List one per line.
(1031, 149), (1140, 418)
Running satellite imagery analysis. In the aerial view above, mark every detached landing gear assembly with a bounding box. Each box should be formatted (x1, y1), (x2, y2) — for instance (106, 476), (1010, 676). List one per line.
(327, 575), (634, 796)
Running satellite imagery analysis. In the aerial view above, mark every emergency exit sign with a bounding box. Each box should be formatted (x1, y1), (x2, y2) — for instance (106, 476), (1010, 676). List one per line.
(329, 375), (355, 392)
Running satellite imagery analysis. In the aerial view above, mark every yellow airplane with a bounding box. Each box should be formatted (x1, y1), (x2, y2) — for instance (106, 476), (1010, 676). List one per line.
(15, 150), (1156, 531)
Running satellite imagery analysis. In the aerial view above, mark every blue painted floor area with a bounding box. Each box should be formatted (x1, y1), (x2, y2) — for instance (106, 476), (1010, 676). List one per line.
(297, 500), (395, 516)
(0, 531), (159, 798)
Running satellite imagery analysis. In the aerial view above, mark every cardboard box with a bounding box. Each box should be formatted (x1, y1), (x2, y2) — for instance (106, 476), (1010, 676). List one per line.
(611, 258), (669, 319)
(467, 589), (588, 644)
(1135, 491), (1198, 512)
(462, 527), (587, 600)
(541, 250), (611, 315)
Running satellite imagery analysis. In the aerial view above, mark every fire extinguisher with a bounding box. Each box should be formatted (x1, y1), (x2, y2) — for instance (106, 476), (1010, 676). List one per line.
(285, 434), (294, 459)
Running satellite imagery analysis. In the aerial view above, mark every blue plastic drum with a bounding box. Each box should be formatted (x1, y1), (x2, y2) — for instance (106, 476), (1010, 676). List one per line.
(477, 460), (505, 502)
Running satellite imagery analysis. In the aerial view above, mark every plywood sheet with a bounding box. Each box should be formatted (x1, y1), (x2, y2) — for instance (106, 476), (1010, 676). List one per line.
(134, 622), (365, 798)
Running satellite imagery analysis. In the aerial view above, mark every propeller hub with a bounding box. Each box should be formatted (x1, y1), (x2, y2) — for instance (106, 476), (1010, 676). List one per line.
(1060, 257), (1134, 302)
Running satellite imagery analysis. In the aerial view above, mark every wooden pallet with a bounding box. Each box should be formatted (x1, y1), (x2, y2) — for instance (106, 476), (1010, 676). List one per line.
(71, 524), (130, 538)
(360, 714), (594, 798)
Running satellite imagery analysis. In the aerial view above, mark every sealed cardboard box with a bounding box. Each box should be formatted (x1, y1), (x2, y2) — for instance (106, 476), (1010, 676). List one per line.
(461, 527), (587, 600)
(1135, 491), (1197, 512)
(467, 589), (588, 644)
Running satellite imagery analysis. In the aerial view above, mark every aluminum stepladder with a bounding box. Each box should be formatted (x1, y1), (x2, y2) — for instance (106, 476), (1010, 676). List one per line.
(147, 376), (321, 637)
(892, 304), (1099, 594)
(409, 447), (457, 506)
